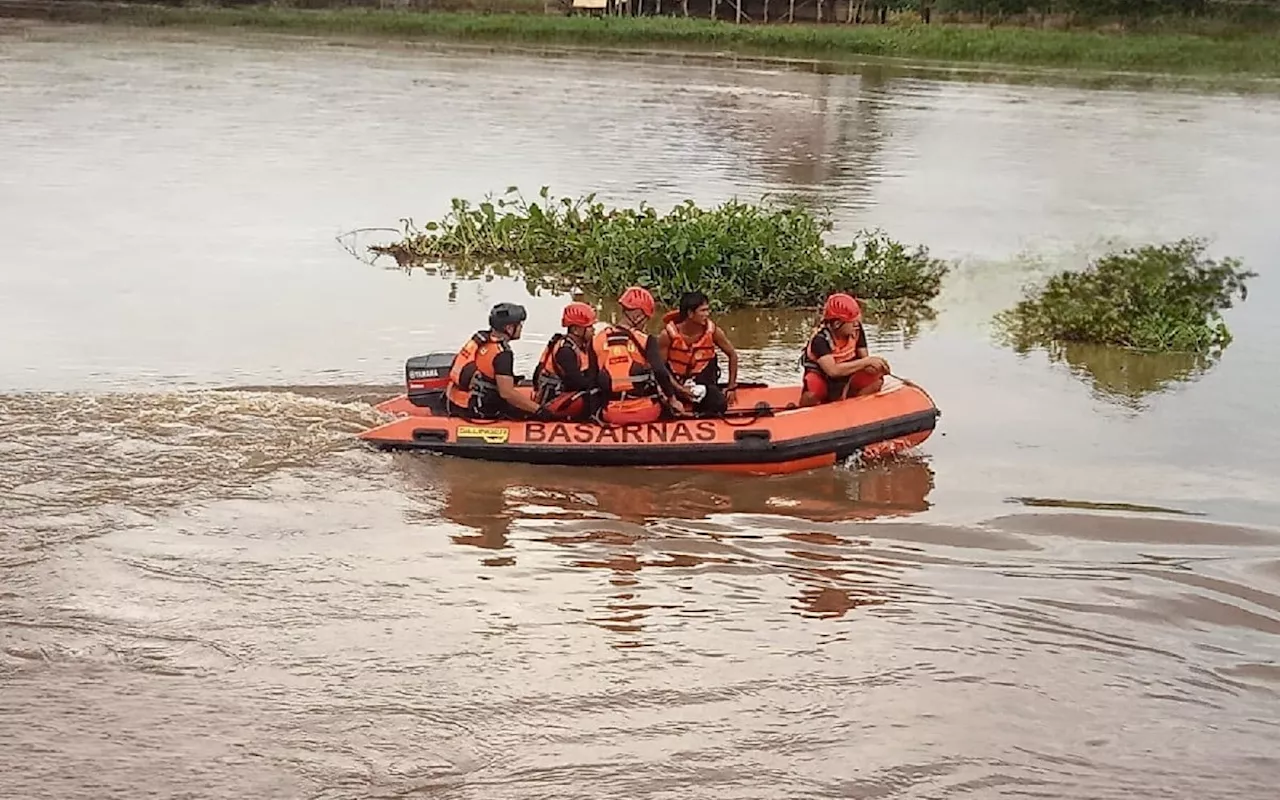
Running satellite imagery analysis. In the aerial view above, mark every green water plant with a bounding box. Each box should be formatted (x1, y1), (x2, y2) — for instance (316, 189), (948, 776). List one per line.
(370, 187), (948, 312)
(993, 238), (1255, 353)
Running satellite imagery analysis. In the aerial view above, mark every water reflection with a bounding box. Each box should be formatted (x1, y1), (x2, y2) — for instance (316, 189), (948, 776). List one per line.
(689, 64), (903, 209)
(404, 453), (934, 537)
(1046, 340), (1219, 411)
(713, 305), (933, 350)
(390, 453), (934, 645)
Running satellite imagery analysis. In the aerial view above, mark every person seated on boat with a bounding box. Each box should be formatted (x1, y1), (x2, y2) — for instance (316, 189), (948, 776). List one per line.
(798, 292), (891, 407)
(530, 301), (600, 420)
(446, 301), (545, 420)
(592, 286), (694, 425)
(656, 290), (740, 417)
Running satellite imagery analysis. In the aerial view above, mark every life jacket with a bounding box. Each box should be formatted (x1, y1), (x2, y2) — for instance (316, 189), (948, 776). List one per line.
(661, 310), (718, 382)
(591, 325), (655, 398)
(446, 330), (508, 413)
(533, 333), (593, 403)
(799, 326), (859, 380)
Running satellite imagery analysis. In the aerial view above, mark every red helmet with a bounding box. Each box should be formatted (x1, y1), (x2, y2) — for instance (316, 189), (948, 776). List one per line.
(617, 286), (655, 317)
(822, 292), (861, 323)
(561, 301), (597, 328)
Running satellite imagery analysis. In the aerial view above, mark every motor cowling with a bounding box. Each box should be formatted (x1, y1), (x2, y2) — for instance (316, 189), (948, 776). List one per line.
(405, 352), (455, 407)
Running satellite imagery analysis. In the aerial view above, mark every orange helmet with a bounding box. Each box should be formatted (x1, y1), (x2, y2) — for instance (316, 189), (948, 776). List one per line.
(617, 286), (655, 317)
(822, 292), (861, 323)
(561, 301), (597, 328)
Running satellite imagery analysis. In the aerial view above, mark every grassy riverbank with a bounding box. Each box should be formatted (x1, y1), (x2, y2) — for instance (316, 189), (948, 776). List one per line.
(13, 3), (1280, 77)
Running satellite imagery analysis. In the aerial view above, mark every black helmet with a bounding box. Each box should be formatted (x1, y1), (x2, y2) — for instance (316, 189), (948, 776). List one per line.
(489, 302), (528, 331)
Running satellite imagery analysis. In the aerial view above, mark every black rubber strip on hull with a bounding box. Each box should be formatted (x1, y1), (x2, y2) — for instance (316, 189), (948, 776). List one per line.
(364, 409), (939, 467)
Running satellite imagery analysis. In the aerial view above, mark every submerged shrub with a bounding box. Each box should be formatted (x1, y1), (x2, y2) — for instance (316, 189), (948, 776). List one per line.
(369, 187), (948, 312)
(993, 238), (1255, 353)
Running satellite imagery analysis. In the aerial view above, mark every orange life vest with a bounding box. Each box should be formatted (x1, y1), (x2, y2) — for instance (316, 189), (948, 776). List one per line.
(447, 330), (507, 412)
(661, 310), (718, 381)
(799, 326), (859, 380)
(533, 333), (593, 403)
(591, 325), (655, 398)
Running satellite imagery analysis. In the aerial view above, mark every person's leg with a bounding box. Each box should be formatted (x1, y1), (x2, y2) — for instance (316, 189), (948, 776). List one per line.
(602, 397), (662, 425)
(849, 369), (884, 397)
(692, 360), (726, 416)
(798, 370), (829, 407)
(497, 402), (533, 421)
(545, 392), (590, 420)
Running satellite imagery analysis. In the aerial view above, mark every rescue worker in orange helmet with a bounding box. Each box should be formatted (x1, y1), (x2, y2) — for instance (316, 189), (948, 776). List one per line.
(591, 286), (692, 425)
(530, 301), (600, 420)
(656, 290), (740, 416)
(798, 292), (890, 407)
(446, 301), (544, 420)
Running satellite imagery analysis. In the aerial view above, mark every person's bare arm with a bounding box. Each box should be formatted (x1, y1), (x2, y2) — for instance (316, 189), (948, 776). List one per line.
(497, 374), (542, 414)
(817, 354), (887, 378)
(656, 328), (673, 368)
(853, 327), (889, 374)
(712, 325), (739, 403)
(492, 350), (542, 414)
(644, 337), (693, 408)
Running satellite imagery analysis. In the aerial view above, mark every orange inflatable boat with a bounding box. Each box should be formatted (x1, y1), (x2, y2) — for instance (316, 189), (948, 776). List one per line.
(358, 353), (941, 475)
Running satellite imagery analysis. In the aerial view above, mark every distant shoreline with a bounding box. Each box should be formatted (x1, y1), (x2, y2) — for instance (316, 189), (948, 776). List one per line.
(4, 2), (1280, 78)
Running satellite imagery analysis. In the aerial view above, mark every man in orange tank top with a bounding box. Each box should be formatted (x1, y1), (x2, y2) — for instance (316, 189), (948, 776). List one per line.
(798, 293), (890, 407)
(656, 291), (740, 416)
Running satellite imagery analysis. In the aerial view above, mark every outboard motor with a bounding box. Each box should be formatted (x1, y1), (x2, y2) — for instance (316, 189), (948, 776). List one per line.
(405, 352), (456, 407)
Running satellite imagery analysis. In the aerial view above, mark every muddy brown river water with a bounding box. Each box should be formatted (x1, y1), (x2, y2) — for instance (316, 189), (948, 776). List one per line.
(2, 21), (1280, 799)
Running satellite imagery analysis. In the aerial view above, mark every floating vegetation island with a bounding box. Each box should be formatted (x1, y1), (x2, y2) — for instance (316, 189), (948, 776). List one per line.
(994, 238), (1255, 354)
(371, 187), (950, 313)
